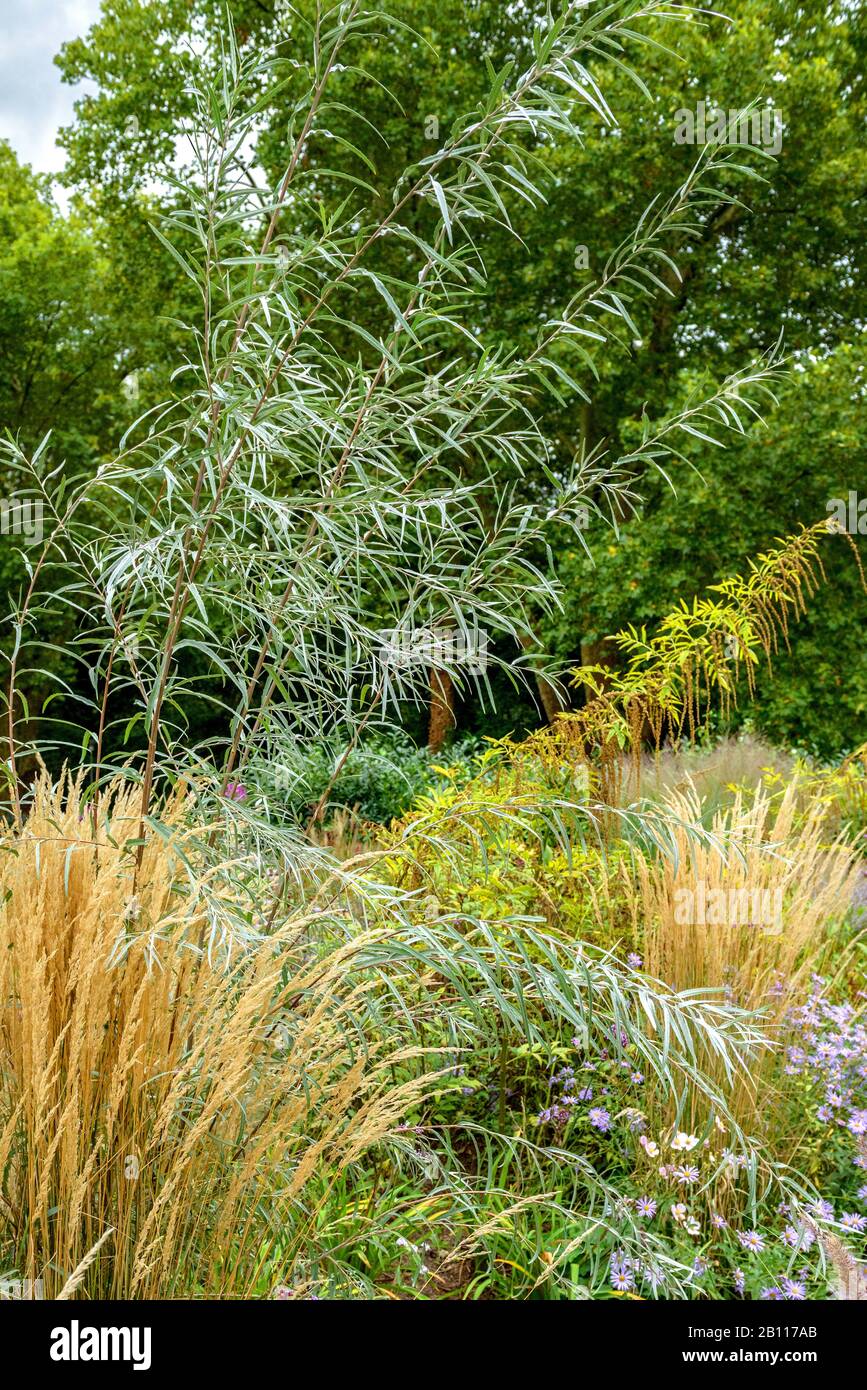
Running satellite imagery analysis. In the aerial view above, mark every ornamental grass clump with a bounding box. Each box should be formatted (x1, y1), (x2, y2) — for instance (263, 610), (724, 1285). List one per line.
(0, 776), (439, 1298)
(635, 778), (860, 1161)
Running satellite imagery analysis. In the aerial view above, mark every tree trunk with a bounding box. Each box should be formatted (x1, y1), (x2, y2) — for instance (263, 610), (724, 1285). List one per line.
(579, 636), (618, 696)
(427, 668), (455, 751)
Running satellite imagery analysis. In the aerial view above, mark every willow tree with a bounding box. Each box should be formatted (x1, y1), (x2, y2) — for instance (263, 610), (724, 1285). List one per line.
(4, 0), (783, 843)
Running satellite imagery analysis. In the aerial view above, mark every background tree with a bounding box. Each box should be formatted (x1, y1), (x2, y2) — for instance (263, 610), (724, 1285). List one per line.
(1, 0), (861, 756)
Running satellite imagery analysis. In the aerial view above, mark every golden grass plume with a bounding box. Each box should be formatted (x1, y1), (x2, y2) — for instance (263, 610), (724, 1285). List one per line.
(0, 775), (436, 1298)
(635, 778), (860, 1166)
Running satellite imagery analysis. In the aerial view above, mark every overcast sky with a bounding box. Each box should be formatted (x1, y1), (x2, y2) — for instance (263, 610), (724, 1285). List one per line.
(0, 0), (103, 181)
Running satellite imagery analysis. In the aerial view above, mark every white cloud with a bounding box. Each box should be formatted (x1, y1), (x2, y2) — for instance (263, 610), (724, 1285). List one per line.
(0, 0), (104, 180)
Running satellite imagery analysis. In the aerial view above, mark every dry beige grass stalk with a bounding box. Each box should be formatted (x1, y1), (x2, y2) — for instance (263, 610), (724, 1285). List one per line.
(635, 780), (859, 1163)
(0, 775), (437, 1298)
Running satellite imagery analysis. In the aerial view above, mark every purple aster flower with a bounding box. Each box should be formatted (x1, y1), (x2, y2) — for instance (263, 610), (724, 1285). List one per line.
(636, 1196), (657, 1219)
(781, 1279), (807, 1301)
(711, 1213), (727, 1229)
(841, 1212), (867, 1232)
(737, 1230), (765, 1253)
(627, 952), (643, 969)
(537, 1105), (568, 1125)
(588, 1106), (611, 1133)
(577, 1086), (593, 1101)
(733, 1268), (745, 1294)
(760, 1286), (784, 1300)
(611, 1263), (635, 1292)
(810, 1199), (834, 1220)
(782, 1225), (806, 1249)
